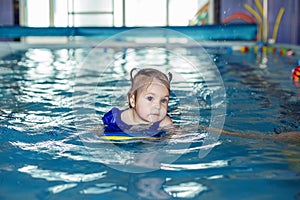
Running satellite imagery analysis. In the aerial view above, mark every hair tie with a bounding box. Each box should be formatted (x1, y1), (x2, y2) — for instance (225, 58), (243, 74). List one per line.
(167, 72), (173, 82)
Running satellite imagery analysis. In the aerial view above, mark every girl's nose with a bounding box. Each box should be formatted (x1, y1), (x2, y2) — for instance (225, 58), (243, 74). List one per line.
(153, 103), (161, 109)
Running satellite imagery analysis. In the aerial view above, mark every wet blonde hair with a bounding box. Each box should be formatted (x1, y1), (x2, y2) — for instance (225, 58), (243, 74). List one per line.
(127, 68), (172, 108)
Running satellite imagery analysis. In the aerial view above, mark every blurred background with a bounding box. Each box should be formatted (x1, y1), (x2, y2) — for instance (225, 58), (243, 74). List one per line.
(0, 0), (299, 44)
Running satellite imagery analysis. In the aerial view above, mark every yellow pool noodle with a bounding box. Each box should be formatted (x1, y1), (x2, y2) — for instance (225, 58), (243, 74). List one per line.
(244, 3), (263, 41)
(254, 0), (264, 15)
(272, 7), (285, 42)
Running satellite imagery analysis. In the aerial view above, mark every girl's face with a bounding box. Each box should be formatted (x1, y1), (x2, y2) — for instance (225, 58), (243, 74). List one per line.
(130, 79), (170, 124)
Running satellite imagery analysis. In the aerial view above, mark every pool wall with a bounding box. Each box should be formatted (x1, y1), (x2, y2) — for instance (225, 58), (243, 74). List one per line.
(221, 0), (300, 44)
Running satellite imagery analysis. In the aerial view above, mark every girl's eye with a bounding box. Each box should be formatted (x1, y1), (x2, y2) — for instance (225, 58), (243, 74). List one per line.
(161, 99), (168, 103)
(147, 96), (153, 101)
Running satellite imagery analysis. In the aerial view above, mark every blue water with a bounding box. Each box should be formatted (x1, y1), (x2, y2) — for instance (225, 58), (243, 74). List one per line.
(0, 43), (300, 200)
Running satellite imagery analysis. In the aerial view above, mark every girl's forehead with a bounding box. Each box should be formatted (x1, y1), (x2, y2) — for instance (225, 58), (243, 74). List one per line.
(140, 81), (169, 93)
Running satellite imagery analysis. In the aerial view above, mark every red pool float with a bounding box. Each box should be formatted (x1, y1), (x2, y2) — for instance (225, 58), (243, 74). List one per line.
(292, 61), (300, 87)
(292, 62), (300, 80)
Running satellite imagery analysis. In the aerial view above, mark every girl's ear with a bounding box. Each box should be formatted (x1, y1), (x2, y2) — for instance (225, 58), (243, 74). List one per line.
(129, 94), (135, 108)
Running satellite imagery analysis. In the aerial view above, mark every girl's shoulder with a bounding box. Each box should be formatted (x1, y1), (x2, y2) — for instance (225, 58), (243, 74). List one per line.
(102, 107), (131, 132)
(159, 115), (173, 127)
(102, 107), (121, 123)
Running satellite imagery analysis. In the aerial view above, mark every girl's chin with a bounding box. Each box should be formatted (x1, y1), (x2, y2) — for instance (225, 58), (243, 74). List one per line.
(148, 115), (161, 122)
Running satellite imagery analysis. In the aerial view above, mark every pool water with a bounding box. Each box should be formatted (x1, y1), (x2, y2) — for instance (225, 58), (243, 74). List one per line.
(0, 43), (300, 200)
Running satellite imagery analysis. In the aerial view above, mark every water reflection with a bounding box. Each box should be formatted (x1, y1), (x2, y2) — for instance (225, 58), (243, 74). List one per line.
(0, 48), (78, 133)
(18, 165), (107, 182)
(17, 164), (210, 199)
(215, 52), (300, 134)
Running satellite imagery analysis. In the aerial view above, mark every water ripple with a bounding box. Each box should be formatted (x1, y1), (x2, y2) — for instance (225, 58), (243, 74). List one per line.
(161, 160), (229, 171)
(18, 165), (107, 182)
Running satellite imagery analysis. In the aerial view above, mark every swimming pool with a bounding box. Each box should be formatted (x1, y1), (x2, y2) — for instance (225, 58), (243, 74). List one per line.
(1, 38), (300, 199)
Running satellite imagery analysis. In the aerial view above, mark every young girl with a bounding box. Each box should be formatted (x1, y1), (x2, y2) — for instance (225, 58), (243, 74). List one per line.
(102, 68), (173, 136)
(101, 68), (300, 142)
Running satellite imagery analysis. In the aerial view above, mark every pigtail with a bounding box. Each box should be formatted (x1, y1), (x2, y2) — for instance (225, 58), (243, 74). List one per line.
(130, 68), (140, 81)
